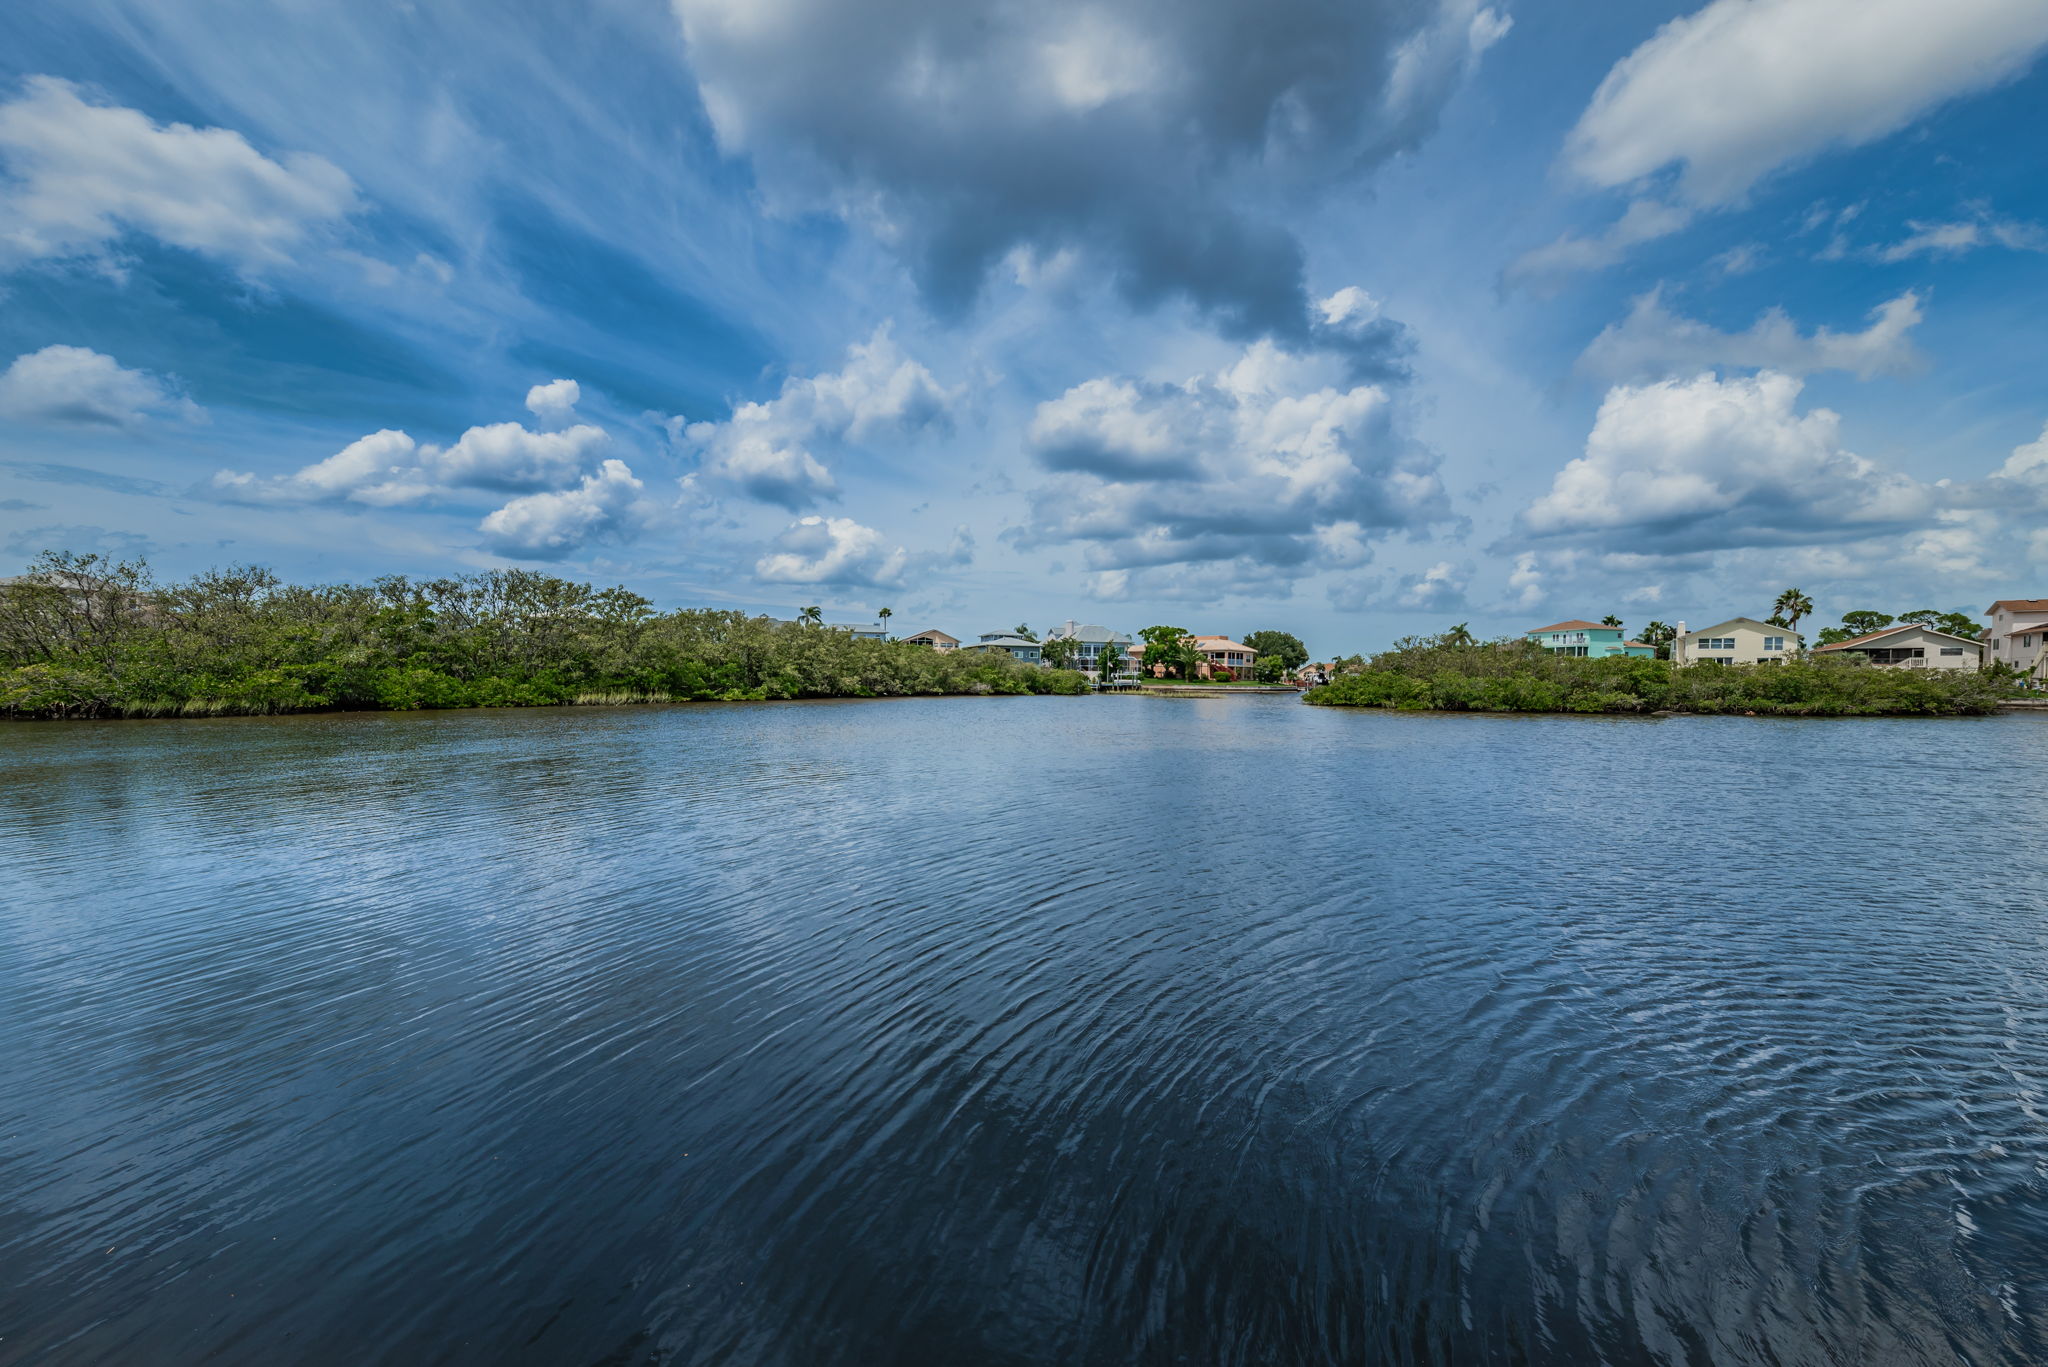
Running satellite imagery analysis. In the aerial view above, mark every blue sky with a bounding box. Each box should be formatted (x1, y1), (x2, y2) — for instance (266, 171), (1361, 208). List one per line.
(2, 0), (2046, 652)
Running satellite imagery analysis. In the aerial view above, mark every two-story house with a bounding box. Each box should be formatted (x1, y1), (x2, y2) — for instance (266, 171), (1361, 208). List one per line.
(964, 632), (1042, 662)
(1525, 620), (1656, 658)
(1671, 618), (1802, 665)
(1191, 635), (1256, 677)
(900, 628), (960, 651)
(1041, 620), (1134, 674)
(1983, 599), (2048, 681)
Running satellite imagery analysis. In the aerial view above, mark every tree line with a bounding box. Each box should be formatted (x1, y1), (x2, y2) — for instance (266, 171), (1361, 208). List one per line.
(0, 552), (1087, 719)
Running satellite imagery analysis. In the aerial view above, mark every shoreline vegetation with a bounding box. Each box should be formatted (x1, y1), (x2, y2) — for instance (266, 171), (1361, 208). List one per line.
(0, 554), (1087, 720)
(1305, 629), (2008, 717)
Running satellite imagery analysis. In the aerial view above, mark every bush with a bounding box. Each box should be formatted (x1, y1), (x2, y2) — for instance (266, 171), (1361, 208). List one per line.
(1304, 628), (2002, 717)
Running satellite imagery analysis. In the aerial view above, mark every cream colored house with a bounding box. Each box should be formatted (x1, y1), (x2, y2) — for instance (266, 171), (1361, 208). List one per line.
(1813, 623), (1980, 671)
(1671, 617), (1802, 666)
(1191, 635), (1256, 677)
(900, 628), (960, 651)
(1983, 598), (2048, 681)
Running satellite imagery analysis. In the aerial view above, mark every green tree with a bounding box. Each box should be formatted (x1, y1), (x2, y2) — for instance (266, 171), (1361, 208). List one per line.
(1096, 640), (1126, 682)
(1839, 610), (1895, 637)
(1934, 611), (1982, 640)
(1138, 624), (1198, 679)
(877, 606), (892, 637)
(1242, 630), (1308, 671)
(1639, 621), (1676, 659)
(1254, 654), (1289, 683)
(799, 605), (823, 626)
(1445, 622), (1477, 646)
(1040, 636), (1081, 670)
(1013, 622), (1037, 641)
(1771, 588), (1814, 633)
(1601, 615), (1623, 629)
(1896, 608), (1938, 626)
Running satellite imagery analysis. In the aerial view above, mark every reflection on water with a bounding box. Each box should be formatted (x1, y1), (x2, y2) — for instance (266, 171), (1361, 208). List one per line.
(3, 698), (2047, 1365)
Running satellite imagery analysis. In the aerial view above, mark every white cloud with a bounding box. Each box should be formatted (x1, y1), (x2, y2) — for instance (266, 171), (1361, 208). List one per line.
(1022, 338), (1449, 582)
(1522, 371), (1935, 553)
(754, 515), (909, 587)
(0, 344), (202, 427)
(525, 378), (581, 424)
(0, 76), (357, 272)
(214, 391), (610, 506)
(1577, 289), (1924, 383)
(1565, 0), (2048, 206)
(479, 459), (652, 560)
(1505, 198), (1692, 289)
(684, 325), (952, 509)
(1872, 210), (2048, 262)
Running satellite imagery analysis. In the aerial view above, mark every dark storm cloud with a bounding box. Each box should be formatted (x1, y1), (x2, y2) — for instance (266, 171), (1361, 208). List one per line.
(673, 0), (1508, 355)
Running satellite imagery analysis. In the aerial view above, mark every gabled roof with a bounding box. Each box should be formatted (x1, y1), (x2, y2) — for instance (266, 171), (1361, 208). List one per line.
(1683, 617), (1804, 640)
(1193, 637), (1252, 652)
(902, 627), (958, 642)
(1526, 619), (1609, 633)
(1623, 641), (1651, 649)
(1987, 598), (2048, 614)
(1815, 623), (1984, 651)
(1044, 621), (1130, 643)
(971, 634), (1039, 649)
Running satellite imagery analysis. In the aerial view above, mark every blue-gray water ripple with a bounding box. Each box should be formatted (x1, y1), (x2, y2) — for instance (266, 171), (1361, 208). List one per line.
(3, 697), (2048, 1365)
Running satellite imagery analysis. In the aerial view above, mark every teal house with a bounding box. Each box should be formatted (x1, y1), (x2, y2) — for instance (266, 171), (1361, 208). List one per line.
(1526, 619), (1656, 658)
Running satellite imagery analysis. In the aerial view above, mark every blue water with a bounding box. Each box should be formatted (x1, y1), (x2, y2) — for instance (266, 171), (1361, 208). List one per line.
(4, 696), (2047, 1365)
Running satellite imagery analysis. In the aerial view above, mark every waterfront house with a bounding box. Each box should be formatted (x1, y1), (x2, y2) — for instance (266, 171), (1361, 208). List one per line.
(1813, 623), (1981, 671)
(799, 619), (889, 640)
(900, 628), (960, 651)
(1191, 635), (1256, 678)
(964, 632), (1043, 663)
(1983, 599), (2048, 681)
(1671, 618), (1802, 665)
(1525, 620), (1656, 658)
(1041, 620), (1134, 674)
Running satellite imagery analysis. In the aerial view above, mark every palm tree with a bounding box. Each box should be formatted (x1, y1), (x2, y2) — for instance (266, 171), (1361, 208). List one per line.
(1601, 614), (1623, 629)
(877, 606), (892, 638)
(1640, 620), (1675, 659)
(800, 605), (822, 627)
(1771, 588), (1812, 633)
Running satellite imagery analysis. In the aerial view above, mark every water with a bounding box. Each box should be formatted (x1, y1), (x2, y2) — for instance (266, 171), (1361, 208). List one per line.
(4, 696), (2047, 1366)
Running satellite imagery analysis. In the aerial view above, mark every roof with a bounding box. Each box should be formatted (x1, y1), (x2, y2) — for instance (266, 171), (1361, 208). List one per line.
(1987, 599), (2048, 614)
(1683, 617), (1804, 640)
(1623, 641), (1651, 649)
(1193, 637), (1252, 653)
(902, 627), (958, 642)
(1525, 619), (1610, 633)
(820, 621), (886, 633)
(1043, 621), (1131, 644)
(970, 635), (1039, 650)
(1815, 623), (1984, 651)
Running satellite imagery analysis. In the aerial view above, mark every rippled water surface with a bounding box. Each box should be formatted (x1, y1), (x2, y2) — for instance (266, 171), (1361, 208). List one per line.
(6, 697), (2048, 1365)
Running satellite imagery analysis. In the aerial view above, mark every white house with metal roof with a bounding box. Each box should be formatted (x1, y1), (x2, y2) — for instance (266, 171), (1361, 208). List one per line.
(1813, 622), (1980, 671)
(1671, 618), (1802, 666)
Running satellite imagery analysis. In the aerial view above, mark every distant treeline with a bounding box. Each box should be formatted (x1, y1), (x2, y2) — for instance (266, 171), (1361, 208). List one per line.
(0, 553), (1087, 720)
(1305, 630), (2007, 717)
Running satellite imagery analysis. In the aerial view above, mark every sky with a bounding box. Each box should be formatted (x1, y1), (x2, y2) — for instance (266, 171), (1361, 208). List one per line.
(2, 0), (2046, 653)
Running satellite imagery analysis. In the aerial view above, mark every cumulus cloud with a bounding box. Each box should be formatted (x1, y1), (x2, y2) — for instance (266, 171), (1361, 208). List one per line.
(1021, 334), (1451, 583)
(1326, 560), (1467, 613)
(1565, 0), (2048, 207)
(0, 76), (357, 272)
(754, 515), (909, 588)
(479, 459), (653, 560)
(1577, 289), (1924, 383)
(682, 325), (952, 509)
(1521, 371), (1937, 554)
(671, 0), (1505, 351)
(525, 378), (581, 424)
(0, 345), (202, 427)
(214, 386), (610, 506)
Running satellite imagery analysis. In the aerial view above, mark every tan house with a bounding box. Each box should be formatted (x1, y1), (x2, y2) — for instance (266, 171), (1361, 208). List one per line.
(1984, 599), (2048, 681)
(900, 628), (960, 651)
(1192, 635), (1256, 678)
(1813, 623), (1980, 671)
(1671, 617), (1802, 666)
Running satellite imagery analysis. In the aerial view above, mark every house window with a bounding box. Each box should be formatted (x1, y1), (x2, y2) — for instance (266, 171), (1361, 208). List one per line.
(2027, 636), (2037, 648)
(1763, 637), (1783, 651)
(1940, 647), (1964, 656)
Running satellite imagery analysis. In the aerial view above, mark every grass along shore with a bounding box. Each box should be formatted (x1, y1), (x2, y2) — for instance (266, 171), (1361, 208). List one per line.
(1304, 630), (2008, 717)
(0, 554), (1088, 720)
